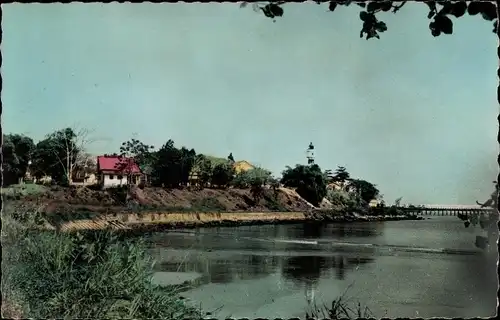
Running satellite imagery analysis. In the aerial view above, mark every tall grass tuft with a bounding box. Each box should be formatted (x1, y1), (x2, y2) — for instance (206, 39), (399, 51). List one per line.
(305, 285), (373, 319)
(2, 210), (203, 319)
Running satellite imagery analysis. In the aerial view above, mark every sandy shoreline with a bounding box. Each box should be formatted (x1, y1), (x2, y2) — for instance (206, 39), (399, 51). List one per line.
(48, 211), (423, 233)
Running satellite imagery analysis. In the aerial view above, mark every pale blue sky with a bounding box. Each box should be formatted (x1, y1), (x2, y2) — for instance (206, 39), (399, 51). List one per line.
(2, 3), (497, 204)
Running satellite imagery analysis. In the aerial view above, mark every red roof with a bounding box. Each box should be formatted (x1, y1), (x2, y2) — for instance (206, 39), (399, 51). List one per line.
(97, 156), (142, 174)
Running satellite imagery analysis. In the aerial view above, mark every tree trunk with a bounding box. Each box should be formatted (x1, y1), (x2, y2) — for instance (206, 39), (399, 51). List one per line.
(68, 167), (73, 185)
(66, 146), (72, 185)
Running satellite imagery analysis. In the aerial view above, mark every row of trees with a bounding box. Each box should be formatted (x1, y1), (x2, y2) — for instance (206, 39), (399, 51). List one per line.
(3, 127), (381, 208)
(112, 137), (274, 190)
(3, 128), (94, 186)
(114, 137), (380, 206)
(2, 128), (277, 196)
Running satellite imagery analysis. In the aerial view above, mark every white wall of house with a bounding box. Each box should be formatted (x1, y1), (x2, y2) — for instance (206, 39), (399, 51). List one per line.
(102, 174), (129, 188)
(101, 173), (141, 188)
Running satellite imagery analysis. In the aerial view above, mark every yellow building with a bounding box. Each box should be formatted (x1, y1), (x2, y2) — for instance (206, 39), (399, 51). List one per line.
(233, 160), (255, 174)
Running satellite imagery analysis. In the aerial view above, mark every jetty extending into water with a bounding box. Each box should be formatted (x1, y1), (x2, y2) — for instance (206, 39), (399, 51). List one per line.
(401, 204), (495, 217)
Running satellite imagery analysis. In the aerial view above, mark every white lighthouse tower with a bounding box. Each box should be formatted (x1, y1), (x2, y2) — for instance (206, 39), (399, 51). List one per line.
(306, 142), (315, 165)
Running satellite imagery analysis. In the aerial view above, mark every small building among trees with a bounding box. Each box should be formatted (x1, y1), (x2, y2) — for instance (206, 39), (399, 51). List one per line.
(233, 160), (255, 174)
(97, 155), (142, 188)
(71, 155), (98, 186)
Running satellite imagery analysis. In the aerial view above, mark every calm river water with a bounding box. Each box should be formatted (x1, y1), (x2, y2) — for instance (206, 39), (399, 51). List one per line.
(148, 217), (498, 318)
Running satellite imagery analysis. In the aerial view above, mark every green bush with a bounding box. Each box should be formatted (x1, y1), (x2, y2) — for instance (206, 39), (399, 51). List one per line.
(2, 220), (203, 319)
(326, 189), (355, 207)
(325, 189), (366, 213)
(231, 167), (272, 189)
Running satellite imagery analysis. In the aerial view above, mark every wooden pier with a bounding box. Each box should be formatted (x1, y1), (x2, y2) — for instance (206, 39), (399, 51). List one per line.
(401, 205), (495, 217)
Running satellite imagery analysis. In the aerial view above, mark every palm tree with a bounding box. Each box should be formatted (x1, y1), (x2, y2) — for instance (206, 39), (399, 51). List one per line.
(324, 169), (334, 182)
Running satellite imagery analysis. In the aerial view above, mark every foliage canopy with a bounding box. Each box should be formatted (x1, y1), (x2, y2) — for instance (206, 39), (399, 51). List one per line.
(281, 164), (328, 206)
(245, 1), (498, 40)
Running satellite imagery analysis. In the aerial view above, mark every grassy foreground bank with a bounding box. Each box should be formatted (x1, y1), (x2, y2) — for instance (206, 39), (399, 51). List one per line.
(1, 214), (204, 319)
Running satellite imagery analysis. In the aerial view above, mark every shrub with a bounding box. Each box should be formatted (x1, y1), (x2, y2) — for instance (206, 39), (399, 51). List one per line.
(305, 285), (372, 319)
(326, 189), (355, 207)
(325, 189), (364, 213)
(262, 192), (288, 211)
(2, 202), (46, 227)
(2, 221), (203, 319)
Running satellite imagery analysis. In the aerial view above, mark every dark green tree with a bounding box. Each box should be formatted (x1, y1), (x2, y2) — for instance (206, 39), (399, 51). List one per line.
(323, 169), (334, 182)
(30, 128), (88, 185)
(151, 140), (182, 188)
(333, 166), (351, 185)
(211, 163), (235, 188)
(117, 138), (155, 168)
(2, 134), (35, 186)
(116, 138), (156, 185)
(30, 139), (58, 181)
(245, 1), (497, 39)
(179, 147), (197, 186)
(149, 140), (197, 188)
(281, 164), (327, 206)
(349, 179), (380, 205)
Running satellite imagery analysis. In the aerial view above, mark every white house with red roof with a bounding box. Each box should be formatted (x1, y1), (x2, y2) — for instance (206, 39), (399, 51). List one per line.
(97, 155), (143, 188)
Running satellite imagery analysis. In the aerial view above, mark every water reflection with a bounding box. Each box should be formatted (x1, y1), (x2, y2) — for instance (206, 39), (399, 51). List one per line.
(282, 256), (324, 283)
(282, 254), (374, 284)
(332, 223), (382, 238)
(148, 218), (497, 319)
(150, 222), (378, 287)
(157, 254), (282, 284)
(275, 221), (383, 241)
